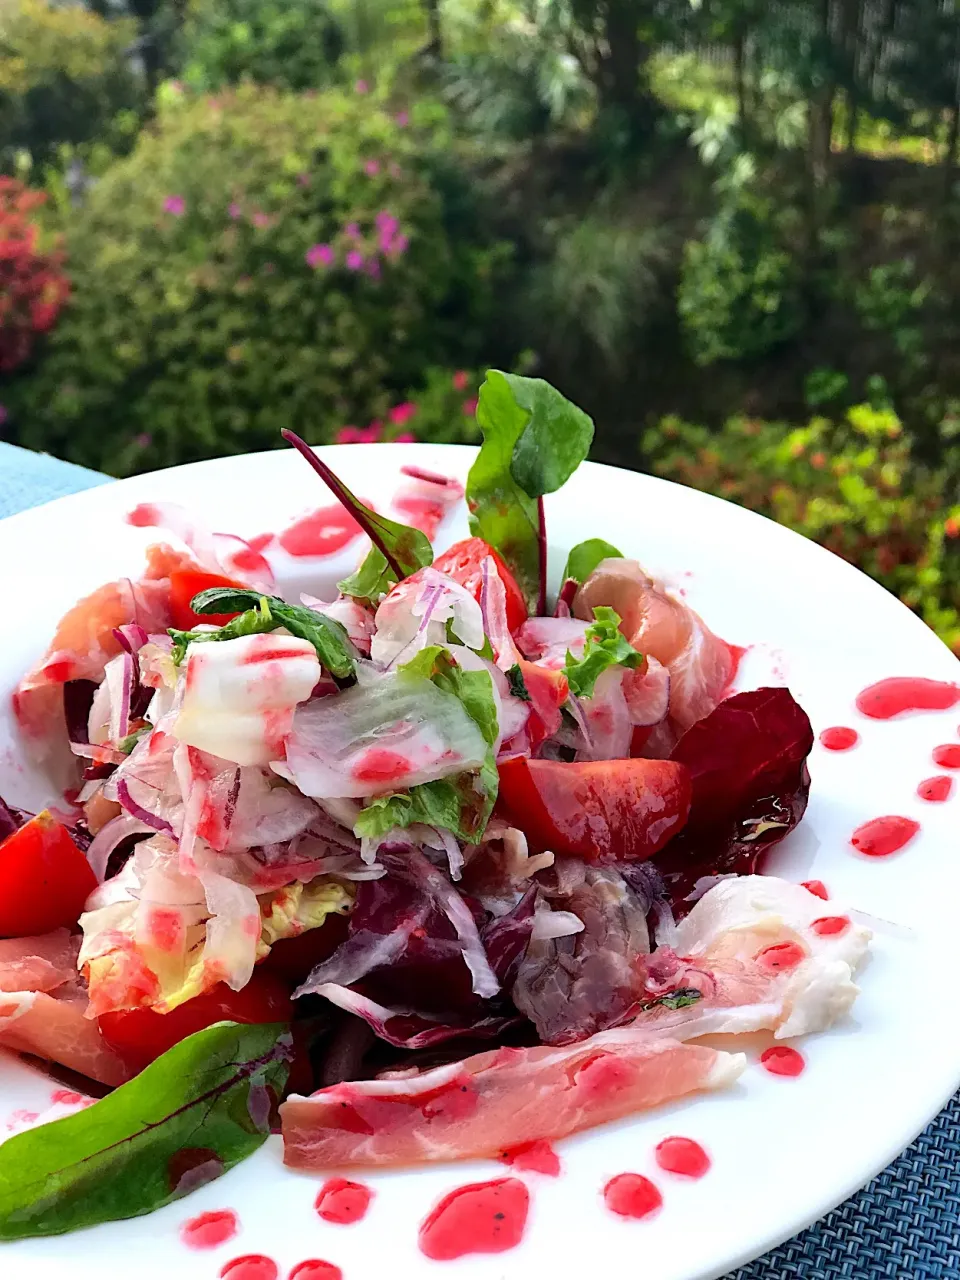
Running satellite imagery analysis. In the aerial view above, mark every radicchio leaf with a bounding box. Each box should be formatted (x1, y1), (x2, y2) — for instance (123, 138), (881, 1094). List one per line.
(0, 1021), (291, 1240)
(652, 687), (814, 911)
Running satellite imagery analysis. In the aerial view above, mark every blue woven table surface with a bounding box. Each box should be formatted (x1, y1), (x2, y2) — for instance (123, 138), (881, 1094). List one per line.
(2, 440), (959, 1277)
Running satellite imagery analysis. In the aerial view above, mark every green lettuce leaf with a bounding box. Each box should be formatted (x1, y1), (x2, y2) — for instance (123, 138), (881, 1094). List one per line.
(561, 538), (623, 586)
(183, 588), (355, 678)
(355, 647), (500, 843)
(466, 371), (594, 612)
(281, 428), (432, 603)
(0, 1021), (290, 1240)
(563, 605), (643, 698)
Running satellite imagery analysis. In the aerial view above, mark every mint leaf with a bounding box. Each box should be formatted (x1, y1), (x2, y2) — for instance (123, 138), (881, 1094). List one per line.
(639, 988), (702, 1013)
(281, 429), (432, 603)
(0, 1021), (290, 1241)
(357, 648), (500, 842)
(506, 663), (531, 702)
(467, 371), (594, 613)
(563, 605), (643, 698)
(186, 588), (355, 678)
(561, 538), (623, 586)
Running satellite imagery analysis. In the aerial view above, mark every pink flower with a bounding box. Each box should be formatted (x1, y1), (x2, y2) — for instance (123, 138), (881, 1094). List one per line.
(389, 401), (417, 426)
(135, 433), (152, 448)
(343, 421), (383, 444)
(365, 257), (381, 279)
(306, 243), (334, 268)
(228, 202), (241, 219)
(163, 195), (185, 216)
(394, 431), (416, 442)
(297, 173), (310, 187)
(375, 210), (397, 231)
(388, 233), (409, 258)
(344, 222), (361, 239)
(355, 79), (369, 94)
(364, 159), (380, 176)
(363, 422), (383, 442)
(336, 426), (364, 444)
(452, 370), (469, 391)
(345, 249), (364, 271)
(252, 211), (271, 228)
(462, 397), (478, 416)
(395, 111), (409, 127)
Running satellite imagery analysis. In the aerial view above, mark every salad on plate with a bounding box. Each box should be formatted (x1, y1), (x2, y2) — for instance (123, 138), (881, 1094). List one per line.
(0, 372), (869, 1239)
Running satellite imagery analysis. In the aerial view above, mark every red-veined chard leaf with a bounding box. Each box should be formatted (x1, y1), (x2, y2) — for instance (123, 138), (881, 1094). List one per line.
(281, 429), (433, 603)
(561, 538), (623, 586)
(466, 371), (594, 614)
(0, 1020), (291, 1240)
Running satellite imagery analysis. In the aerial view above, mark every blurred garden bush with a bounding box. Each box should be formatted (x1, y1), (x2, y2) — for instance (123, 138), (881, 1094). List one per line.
(644, 402), (960, 655)
(7, 83), (506, 475)
(0, 177), (69, 374)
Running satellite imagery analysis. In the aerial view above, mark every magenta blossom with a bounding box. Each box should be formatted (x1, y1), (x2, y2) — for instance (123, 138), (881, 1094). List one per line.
(344, 221), (361, 239)
(452, 370), (469, 391)
(297, 173), (310, 187)
(364, 159), (380, 176)
(389, 402), (417, 426)
(394, 431), (416, 442)
(462, 397), (479, 416)
(252, 211), (272, 228)
(395, 111), (409, 127)
(338, 421), (383, 444)
(306, 243), (334, 269)
(355, 79), (369, 94)
(365, 257), (381, 279)
(163, 195), (185, 216)
(375, 210), (397, 231)
(387, 233), (409, 259)
(135, 432), (152, 448)
(228, 202), (242, 219)
(345, 249), (364, 271)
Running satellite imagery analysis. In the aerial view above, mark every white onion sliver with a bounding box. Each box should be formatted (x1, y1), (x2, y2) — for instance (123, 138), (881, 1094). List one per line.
(85, 815), (155, 883)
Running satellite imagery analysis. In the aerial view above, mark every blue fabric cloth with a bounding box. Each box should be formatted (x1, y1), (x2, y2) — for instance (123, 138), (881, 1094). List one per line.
(0, 442), (111, 519)
(2, 442), (958, 1277)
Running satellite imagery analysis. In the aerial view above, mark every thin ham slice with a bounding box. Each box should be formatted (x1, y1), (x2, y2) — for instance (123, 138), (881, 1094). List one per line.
(0, 930), (78, 993)
(281, 1030), (743, 1169)
(574, 558), (733, 731)
(0, 988), (129, 1087)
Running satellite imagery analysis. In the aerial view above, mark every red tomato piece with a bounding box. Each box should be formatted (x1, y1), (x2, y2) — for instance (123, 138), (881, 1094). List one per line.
(514, 659), (568, 752)
(432, 538), (528, 633)
(496, 757), (692, 862)
(0, 813), (97, 938)
(97, 972), (293, 1071)
(168, 569), (248, 630)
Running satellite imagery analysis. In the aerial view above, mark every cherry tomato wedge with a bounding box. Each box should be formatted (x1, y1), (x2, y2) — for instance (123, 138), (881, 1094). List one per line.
(432, 538), (528, 633)
(97, 972), (294, 1072)
(497, 757), (692, 863)
(0, 812), (97, 937)
(168, 569), (247, 630)
(513, 659), (568, 753)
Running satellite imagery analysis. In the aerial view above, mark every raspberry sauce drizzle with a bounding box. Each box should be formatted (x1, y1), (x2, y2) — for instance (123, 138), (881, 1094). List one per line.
(850, 815), (920, 857)
(418, 1178), (530, 1261)
(918, 775), (953, 802)
(604, 1173), (663, 1218)
(654, 1136), (711, 1178)
(180, 1208), (238, 1249)
(760, 1046), (805, 1077)
(819, 726), (859, 750)
(314, 1178), (373, 1225)
(856, 678), (960, 719)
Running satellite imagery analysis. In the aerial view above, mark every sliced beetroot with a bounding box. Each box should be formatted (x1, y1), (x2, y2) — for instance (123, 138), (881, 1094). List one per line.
(652, 688), (814, 911)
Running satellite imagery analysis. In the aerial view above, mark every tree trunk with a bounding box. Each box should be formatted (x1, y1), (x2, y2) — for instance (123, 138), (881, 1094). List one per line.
(595, 0), (658, 136)
(422, 0), (442, 56)
(734, 24), (750, 147)
(806, 0), (837, 255)
(944, 101), (960, 204)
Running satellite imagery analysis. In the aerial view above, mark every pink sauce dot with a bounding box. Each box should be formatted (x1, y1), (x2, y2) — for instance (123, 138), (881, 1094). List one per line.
(856, 677), (960, 719)
(219, 1257), (278, 1280)
(811, 915), (850, 937)
(500, 1139), (561, 1177)
(418, 1178), (529, 1261)
(351, 748), (410, 785)
(181, 1209), (239, 1250)
(756, 941), (806, 972)
(801, 879), (829, 900)
(50, 1089), (84, 1106)
(603, 1173), (663, 1219)
(126, 502), (160, 528)
(760, 1046), (805, 1077)
(247, 532), (274, 554)
(278, 505), (364, 558)
(918, 775), (953, 802)
(932, 744), (960, 770)
(819, 726), (859, 750)
(851, 815), (920, 857)
(654, 1136), (711, 1179)
(315, 1178), (373, 1225)
(289, 1263), (343, 1280)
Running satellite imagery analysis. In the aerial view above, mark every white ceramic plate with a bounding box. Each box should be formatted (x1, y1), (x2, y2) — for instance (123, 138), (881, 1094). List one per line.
(2, 443), (960, 1280)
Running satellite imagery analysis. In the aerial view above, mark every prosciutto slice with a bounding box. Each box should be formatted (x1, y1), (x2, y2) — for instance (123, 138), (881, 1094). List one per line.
(281, 1029), (743, 1169)
(0, 930), (78, 994)
(0, 989), (129, 1087)
(574, 558), (733, 731)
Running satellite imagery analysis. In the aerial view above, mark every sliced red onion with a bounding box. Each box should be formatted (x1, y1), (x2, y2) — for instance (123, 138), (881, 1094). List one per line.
(565, 691), (593, 750)
(0, 796), (22, 841)
(555, 577), (578, 616)
(113, 624), (149, 655)
(85, 814), (155, 883)
(116, 777), (174, 834)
